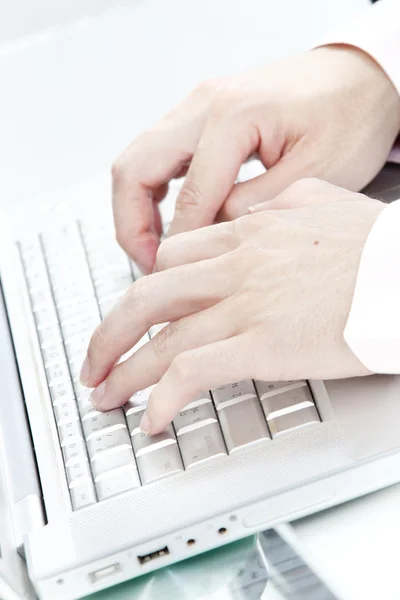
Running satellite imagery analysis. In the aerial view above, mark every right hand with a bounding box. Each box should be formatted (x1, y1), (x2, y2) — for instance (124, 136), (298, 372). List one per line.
(83, 179), (383, 434)
(112, 45), (400, 273)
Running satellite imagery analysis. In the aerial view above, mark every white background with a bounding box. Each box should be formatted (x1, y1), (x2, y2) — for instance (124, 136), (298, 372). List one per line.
(0, 0), (367, 207)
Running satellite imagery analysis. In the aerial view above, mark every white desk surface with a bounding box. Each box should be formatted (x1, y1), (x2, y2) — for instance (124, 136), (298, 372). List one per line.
(2, 2), (394, 600)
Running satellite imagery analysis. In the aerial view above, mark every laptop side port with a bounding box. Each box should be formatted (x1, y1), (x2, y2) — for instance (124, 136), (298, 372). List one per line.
(89, 563), (122, 583)
(137, 546), (170, 565)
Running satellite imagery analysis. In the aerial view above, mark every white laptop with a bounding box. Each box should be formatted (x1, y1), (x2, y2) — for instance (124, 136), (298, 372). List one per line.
(0, 167), (400, 600)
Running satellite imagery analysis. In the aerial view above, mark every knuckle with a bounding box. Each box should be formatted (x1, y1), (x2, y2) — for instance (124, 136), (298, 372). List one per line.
(88, 324), (107, 360)
(286, 177), (325, 195)
(111, 155), (125, 183)
(112, 130), (154, 182)
(170, 351), (196, 384)
(231, 214), (262, 239)
(193, 77), (222, 98)
(125, 276), (152, 315)
(150, 325), (171, 361)
(110, 359), (129, 390)
(175, 178), (203, 212)
(155, 238), (174, 271)
(210, 84), (243, 120)
(115, 225), (133, 252)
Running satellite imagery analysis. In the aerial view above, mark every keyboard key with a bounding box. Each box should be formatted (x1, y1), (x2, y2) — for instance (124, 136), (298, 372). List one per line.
(41, 342), (66, 366)
(78, 399), (99, 419)
(57, 296), (98, 322)
(62, 437), (87, 466)
(95, 277), (133, 300)
(91, 446), (136, 480)
(33, 304), (58, 328)
(260, 384), (314, 420)
(98, 295), (124, 317)
(45, 361), (71, 384)
(82, 411), (126, 440)
(87, 427), (131, 457)
(124, 385), (154, 415)
(254, 380), (305, 401)
(70, 481), (97, 510)
(137, 443), (183, 484)
(95, 465), (140, 501)
(74, 382), (92, 403)
(68, 356), (86, 379)
(179, 422), (227, 468)
(126, 409), (145, 436)
(212, 380), (258, 410)
(66, 459), (92, 488)
(61, 314), (100, 340)
(49, 377), (75, 402)
(174, 402), (217, 435)
(132, 425), (176, 457)
(29, 285), (53, 307)
(188, 391), (213, 406)
(54, 399), (80, 425)
(58, 419), (84, 446)
(218, 397), (270, 452)
(90, 256), (132, 277)
(23, 255), (48, 290)
(267, 405), (320, 438)
(38, 324), (63, 348)
(63, 330), (92, 355)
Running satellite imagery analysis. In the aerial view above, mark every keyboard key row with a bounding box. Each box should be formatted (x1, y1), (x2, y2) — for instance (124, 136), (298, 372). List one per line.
(19, 222), (323, 512)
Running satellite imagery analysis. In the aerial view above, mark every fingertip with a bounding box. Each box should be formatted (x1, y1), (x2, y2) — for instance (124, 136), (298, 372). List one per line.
(248, 201), (269, 213)
(79, 355), (91, 386)
(127, 231), (160, 274)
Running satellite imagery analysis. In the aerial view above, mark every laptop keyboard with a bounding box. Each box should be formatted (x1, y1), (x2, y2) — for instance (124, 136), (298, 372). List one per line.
(18, 219), (321, 511)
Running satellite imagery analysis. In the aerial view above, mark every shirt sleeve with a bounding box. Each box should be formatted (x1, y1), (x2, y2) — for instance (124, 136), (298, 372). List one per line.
(316, 0), (400, 97)
(316, 0), (400, 164)
(344, 200), (400, 374)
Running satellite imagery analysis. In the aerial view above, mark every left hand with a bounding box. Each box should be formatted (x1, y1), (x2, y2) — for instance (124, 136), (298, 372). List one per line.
(81, 179), (383, 434)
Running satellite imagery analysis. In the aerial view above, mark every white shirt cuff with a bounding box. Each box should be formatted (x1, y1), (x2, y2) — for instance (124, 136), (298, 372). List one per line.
(315, 0), (400, 98)
(344, 199), (400, 374)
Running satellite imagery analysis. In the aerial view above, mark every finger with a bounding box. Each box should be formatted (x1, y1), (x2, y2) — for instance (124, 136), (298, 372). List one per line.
(82, 257), (237, 387)
(141, 334), (253, 434)
(153, 182), (169, 204)
(112, 83), (219, 272)
(167, 111), (258, 237)
(89, 300), (238, 411)
(152, 202), (163, 238)
(155, 221), (238, 271)
(248, 177), (363, 212)
(112, 138), (191, 274)
(218, 150), (316, 220)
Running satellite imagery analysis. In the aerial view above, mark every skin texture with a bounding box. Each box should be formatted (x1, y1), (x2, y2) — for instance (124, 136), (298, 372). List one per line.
(111, 45), (400, 274)
(82, 180), (384, 434)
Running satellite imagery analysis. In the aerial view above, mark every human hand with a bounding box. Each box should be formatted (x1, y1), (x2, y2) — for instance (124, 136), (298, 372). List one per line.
(112, 44), (400, 273)
(81, 179), (384, 434)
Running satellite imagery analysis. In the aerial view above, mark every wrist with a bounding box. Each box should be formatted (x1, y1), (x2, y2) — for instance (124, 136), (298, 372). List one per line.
(315, 44), (400, 139)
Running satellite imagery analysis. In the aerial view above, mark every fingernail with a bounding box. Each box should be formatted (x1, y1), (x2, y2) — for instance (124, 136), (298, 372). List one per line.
(90, 381), (106, 409)
(139, 412), (151, 434)
(248, 202), (265, 213)
(80, 356), (91, 385)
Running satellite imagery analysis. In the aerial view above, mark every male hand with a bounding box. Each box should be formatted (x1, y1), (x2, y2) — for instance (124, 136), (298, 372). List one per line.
(112, 45), (400, 273)
(81, 179), (384, 434)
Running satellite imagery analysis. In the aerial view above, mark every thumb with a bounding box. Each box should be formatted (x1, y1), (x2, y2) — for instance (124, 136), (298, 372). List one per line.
(218, 151), (317, 220)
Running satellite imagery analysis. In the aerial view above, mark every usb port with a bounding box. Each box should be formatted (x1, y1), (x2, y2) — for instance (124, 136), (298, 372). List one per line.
(137, 546), (170, 565)
(89, 563), (121, 583)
